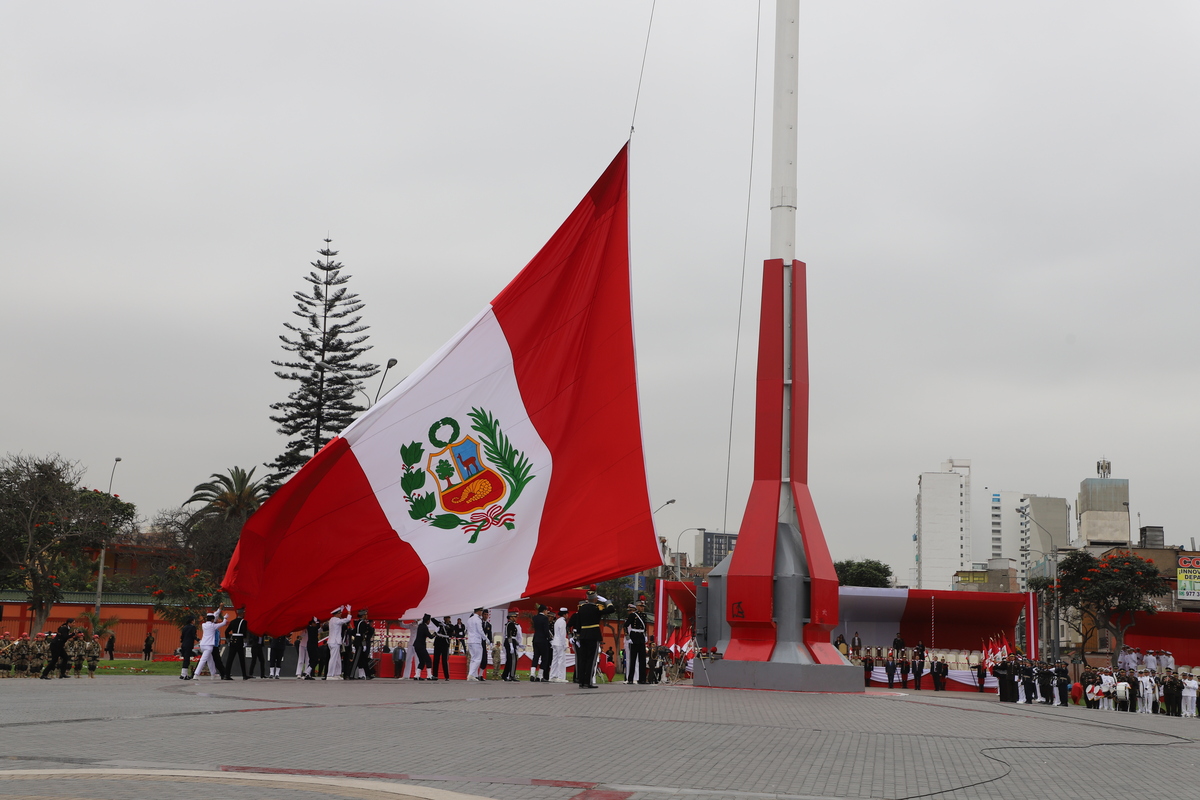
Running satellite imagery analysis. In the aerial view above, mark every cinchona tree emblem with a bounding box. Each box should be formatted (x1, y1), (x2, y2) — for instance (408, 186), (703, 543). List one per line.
(400, 408), (534, 544)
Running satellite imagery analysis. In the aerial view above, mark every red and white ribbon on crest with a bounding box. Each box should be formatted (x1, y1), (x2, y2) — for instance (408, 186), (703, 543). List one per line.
(463, 504), (516, 536)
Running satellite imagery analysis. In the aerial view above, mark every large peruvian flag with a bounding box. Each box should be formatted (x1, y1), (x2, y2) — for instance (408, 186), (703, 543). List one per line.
(224, 146), (662, 635)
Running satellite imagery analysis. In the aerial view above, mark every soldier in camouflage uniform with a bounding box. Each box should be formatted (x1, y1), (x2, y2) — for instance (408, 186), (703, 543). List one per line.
(0, 631), (12, 677)
(12, 633), (31, 678)
(85, 635), (103, 678)
(67, 630), (86, 678)
(29, 633), (47, 678)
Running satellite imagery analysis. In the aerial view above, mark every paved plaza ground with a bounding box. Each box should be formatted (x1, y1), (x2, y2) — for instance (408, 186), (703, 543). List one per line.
(2, 675), (1197, 800)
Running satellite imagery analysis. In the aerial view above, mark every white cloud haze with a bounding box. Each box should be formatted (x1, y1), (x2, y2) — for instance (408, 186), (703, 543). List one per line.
(4, 2), (1199, 581)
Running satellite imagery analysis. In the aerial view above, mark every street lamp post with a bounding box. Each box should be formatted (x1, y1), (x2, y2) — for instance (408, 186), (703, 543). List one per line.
(375, 358), (399, 404)
(95, 457), (122, 614)
(674, 527), (706, 581)
(1017, 506), (1061, 661)
(630, 500), (678, 598)
(356, 358), (401, 408)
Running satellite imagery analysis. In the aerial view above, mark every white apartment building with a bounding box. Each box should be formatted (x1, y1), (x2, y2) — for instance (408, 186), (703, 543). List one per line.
(988, 492), (1031, 589)
(985, 492), (1071, 590)
(914, 459), (972, 590)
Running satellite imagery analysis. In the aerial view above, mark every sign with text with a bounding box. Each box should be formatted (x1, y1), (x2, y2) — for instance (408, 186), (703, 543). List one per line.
(1177, 555), (1200, 599)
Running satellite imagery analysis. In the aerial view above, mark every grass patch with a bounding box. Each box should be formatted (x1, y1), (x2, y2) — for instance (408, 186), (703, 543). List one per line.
(90, 658), (183, 676)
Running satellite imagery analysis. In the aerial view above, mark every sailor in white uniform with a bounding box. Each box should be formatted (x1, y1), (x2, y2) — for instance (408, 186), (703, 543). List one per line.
(397, 619), (420, 679)
(466, 608), (486, 681)
(295, 626), (308, 678)
(1182, 672), (1198, 718)
(1138, 669), (1155, 714)
(550, 608), (569, 682)
(192, 609), (229, 681)
(326, 606), (350, 679)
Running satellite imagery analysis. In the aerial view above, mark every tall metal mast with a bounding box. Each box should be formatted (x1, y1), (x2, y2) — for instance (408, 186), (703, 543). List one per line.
(772, 1), (798, 503)
(705, 0), (860, 691)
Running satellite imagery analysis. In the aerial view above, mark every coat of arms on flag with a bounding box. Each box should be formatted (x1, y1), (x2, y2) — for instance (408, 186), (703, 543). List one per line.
(401, 408), (534, 543)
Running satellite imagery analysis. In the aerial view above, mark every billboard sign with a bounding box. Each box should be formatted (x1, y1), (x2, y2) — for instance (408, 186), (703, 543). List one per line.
(1177, 555), (1200, 600)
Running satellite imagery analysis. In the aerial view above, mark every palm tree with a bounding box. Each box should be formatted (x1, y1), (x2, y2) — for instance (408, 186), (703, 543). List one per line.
(77, 610), (121, 639)
(185, 466), (272, 522)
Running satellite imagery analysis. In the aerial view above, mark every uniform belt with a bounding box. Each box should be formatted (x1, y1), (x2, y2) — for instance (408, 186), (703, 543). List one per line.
(581, 624), (599, 629)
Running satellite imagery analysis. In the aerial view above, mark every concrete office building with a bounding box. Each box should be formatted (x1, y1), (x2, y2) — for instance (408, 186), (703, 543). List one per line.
(1077, 459), (1131, 547)
(1026, 496), (1071, 554)
(914, 459), (972, 590)
(698, 530), (737, 568)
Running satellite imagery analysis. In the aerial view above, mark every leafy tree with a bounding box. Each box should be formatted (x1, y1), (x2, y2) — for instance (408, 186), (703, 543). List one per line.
(834, 558), (893, 588)
(149, 507), (243, 587)
(141, 467), (273, 605)
(1055, 549), (1170, 668)
(0, 454), (137, 630)
(435, 459), (455, 488)
(144, 564), (226, 627)
(267, 239), (379, 479)
(186, 466), (272, 523)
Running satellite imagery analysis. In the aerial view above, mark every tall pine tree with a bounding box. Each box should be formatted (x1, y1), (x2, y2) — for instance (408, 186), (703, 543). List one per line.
(267, 239), (379, 479)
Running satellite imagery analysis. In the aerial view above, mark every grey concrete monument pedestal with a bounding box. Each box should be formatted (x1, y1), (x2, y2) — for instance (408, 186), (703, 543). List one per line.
(697, 660), (864, 693)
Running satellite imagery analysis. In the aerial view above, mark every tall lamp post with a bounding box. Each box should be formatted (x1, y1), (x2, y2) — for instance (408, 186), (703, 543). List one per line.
(632, 499), (678, 597)
(356, 358), (400, 408)
(1017, 506), (1061, 661)
(375, 358), (399, 404)
(674, 527), (706, 581)
(94, 457), (122, 614)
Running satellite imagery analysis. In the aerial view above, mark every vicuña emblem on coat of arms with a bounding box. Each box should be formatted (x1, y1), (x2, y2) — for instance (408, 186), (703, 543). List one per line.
(399, 408), (534, 543)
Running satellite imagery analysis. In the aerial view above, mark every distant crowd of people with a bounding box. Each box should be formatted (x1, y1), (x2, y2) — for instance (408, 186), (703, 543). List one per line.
(0, 626), (106, 679)
(176, 591), (662, 688)
(835, 632), (962, 690)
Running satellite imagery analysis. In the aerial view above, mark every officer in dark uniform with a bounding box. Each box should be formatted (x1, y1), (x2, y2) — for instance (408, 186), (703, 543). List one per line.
(224, 607), (251, 679)
(992, 656), (1014, 702)
(529, 606), (551, 682)
(1020, 658), (1036, 704)
(303, 617), (322, 679)
(568, 590), (614, 688)
(179, 616), (197, 680)
(1164, 670), (1183, 716)
(898, 655), (910, 689)
(352, 609), (375, 679)
(247, 630), (268, 678)
(432, 616), (452, 681)
(884, 652), (897, 689)
(624, 602), (648, 684)
(502, 611), (521, 681)
(41, 622), (72, 679)
(480, 611), (493, 679)
(1037, 661), (1055, 704)
(862, 651), (875, 687)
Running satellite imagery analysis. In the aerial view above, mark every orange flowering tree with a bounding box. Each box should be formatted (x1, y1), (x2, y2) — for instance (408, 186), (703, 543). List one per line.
(144, 565), (226, 628)
(1055, 549), (1170, 667)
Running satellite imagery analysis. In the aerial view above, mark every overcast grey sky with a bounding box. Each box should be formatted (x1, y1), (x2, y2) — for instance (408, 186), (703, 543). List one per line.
(4, 2), (1199, 582)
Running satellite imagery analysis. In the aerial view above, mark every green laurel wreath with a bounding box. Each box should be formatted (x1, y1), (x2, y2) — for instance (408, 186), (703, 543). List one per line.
(466, 407), (534, 511)
(398, 407), (535, 536)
